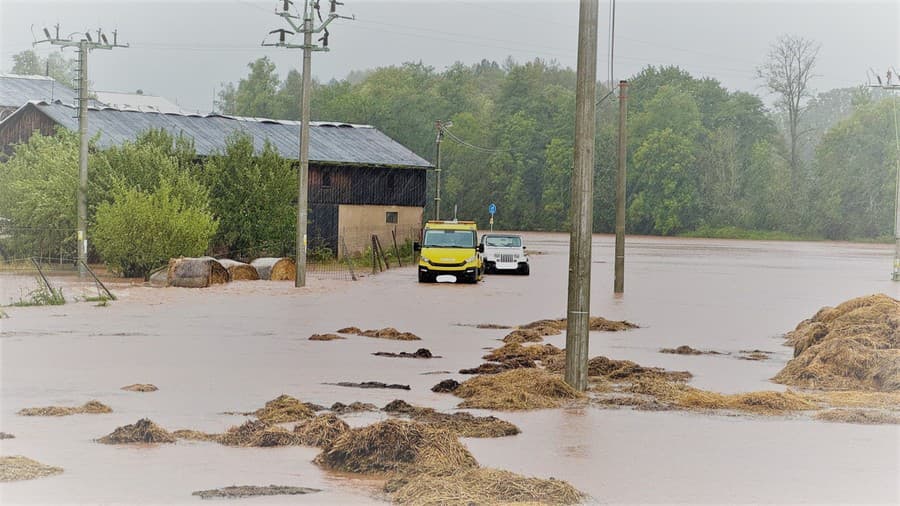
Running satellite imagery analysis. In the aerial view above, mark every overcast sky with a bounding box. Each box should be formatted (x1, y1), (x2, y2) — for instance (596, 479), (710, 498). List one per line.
(2, 0), (897, 113)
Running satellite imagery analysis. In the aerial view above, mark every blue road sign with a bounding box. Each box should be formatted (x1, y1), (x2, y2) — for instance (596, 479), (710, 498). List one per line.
(489, 203), (497, 215)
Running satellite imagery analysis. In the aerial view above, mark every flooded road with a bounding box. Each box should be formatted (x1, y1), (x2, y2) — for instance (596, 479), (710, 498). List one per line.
(1, 234), (898, 504)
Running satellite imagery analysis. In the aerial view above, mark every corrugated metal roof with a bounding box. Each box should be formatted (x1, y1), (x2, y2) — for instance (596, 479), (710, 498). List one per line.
(0, 74), (79, 108)
(94, 91), (190, 114)
(32, 102), (432, 169)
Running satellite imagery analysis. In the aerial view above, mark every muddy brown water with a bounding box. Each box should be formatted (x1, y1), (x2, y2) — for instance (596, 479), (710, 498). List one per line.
(1, 233), (898, 504)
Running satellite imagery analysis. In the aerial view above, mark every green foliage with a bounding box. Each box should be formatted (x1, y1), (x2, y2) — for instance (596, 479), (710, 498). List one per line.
(92, 182), (217, 279)
(201, 133), (296, 259)
(9, 279), (65, 307)
(11, 50), (76, 87)
(629, 129), (699, 235)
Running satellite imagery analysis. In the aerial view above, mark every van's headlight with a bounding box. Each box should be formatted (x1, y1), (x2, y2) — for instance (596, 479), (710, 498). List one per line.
(420, 256), (431, 264)
(465, 255), (476, 263)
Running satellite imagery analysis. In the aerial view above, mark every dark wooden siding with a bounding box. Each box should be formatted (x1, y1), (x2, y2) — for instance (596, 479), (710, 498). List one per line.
(309, 203), (339, 254)
(0, 107), (58, 156)
(309, 165), (426, 207)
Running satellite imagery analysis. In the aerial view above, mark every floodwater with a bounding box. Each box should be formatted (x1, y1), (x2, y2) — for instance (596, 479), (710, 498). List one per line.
(1, 233), (898, 504)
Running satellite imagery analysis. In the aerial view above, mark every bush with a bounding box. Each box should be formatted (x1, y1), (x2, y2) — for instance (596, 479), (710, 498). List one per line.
(93, 183), (217, 279)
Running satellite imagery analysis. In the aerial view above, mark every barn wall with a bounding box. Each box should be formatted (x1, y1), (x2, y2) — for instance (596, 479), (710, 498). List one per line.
(338, 204), (423, 256)
(0, 108), (57, 155)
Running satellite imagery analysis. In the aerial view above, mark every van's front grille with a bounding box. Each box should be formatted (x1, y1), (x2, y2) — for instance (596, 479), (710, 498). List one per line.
(432, 261), (466, 267)
(499, 254), (517, 263)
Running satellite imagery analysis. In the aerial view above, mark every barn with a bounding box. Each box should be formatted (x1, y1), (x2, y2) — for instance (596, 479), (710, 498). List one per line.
(0, 100), (431, 255)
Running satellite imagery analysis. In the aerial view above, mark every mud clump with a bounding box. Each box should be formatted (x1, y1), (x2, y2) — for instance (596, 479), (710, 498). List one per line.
(121, 383), (158, 392)
(172, 429), (220, 442)
(774, 294), (900, 391)
(293, 414), (350, 448)
(382, 400), (519, 438)
(431, 379), (460, 393)
(219, 420), (301, 447)
(193, 485), (321, 499)
(388, 467), (585, 505)
(330, 401), (377, 414)
(475, 323), (512, 329)
(338, 327), (422, 341)
(0, 456), (64, 482)
(331, 381), (411, 390)
(254, 394), (316, 423)
(453, 369), (584, 411)
(660, 346), (723, 356)
(309, 333), (345, 341)
(18, 400), (112, 417)
(97, 418), (176, 444)
(315, 419), (478, 475)
(501, 329), (545, 344)
(373, 348), (435, 358)
(814, 409), (900, 425)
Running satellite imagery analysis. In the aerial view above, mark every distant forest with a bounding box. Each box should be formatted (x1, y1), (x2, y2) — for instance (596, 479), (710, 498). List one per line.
(213, 53), (897, 241)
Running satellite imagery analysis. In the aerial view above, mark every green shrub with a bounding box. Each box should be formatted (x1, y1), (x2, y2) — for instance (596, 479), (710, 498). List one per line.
(93, 182), (217, 279)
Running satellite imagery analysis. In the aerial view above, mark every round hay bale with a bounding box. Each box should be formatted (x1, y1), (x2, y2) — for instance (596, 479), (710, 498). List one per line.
(148, 267), (168, 287)
(167, 257), (230, 288)
(216, 259), (260, 281)
(314, 419), (478, 475)
(251, 257), (296, 281)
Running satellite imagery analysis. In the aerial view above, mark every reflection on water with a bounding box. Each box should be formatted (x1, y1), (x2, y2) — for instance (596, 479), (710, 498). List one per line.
(1, 234), (898, 504)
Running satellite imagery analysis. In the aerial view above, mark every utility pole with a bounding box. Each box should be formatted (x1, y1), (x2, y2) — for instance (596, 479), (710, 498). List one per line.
(869, 69), (900, 281)
(433, 120), (452, 220)
(264, 0), (352, 287)
(564, 0), (599, 392)
(34, 26), (127, 276)
(614, 80), (628, 293)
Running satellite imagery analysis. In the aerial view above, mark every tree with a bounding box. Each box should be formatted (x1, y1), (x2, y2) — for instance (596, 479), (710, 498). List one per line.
(93, 182), (217, 279)
(201, 133), (296, 259)
(10, 49), (76, 87)
(757, 35), (820, 182)
(216, 57), (280, 117)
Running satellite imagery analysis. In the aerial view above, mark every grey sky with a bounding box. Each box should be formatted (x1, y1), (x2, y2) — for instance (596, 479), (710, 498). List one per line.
(2, 0), (897, 114)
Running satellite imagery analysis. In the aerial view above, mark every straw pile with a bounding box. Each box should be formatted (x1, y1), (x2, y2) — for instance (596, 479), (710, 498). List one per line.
(674, 389), (817, 414)
(167, 257), (229, 288)
(383, 400), (519, 438)
(739, 350), (772, 361)
(330, 402), (378, 414)
(0, 432), (14, 439)
(802, 390), (900, 408)
(814, 409), (900, 425)
(97, 418), (176, 444)
(453, 369), (584, 410)
(431, 379), (460, 393)
(315, 419), (478, 475)
(254, 395), (316, 423)
(172, 429), (220, 442)
(543, 354), (692, 383)
(192, 485), (320, 499)
(336, 327), (422, 340)
(0, 456), (63, 482)
(219, 420), (301, 447)
(483, 343), (561, 363)
(251, 257), (296, 281)
(475, 323), (512, 329)
(520, 316), (638, 332)
(121, 384), (158, 392)
(293, 414), (350, 448)
(774, 294), (900, 391)
(309, 333), (345, 341)
(389, 467), (584, 505)
(660, 346), (723, 355)
(216, 259), (260, 281)
(502, 329), (544, 344)
(18, 400), (112, 416)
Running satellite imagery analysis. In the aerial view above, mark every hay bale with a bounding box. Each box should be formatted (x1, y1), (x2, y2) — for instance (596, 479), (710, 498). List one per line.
(217, 259), (260, 281)
(293, 414), (350, 448)
(814, 409), (900, 425)
(0, 456), (63, 482)
(309, 333), (345, 341)
(254, 394), (316, 423)
(389, 467), (585, 505)
(97, 418), (176, 444)
(148, 267), (168, 287)
(121, 383), (158, 392)
(167, 257), (229, 288)
(18, 400), (112, 416)
(453, 369), (583, 411)
(774, 294), (900, 391)
(251, 257), (296, 281)
(315, 419), (478, 475)
(172, 429), (220, 442)
(502, 329), (544, 344)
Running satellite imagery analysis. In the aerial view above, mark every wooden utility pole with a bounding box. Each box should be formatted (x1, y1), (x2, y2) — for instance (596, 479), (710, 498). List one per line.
(564, 0), (599, 391)
(614, 80), (628, 293)
(33, 26), (127, 276)
(265, 0), (351, 287)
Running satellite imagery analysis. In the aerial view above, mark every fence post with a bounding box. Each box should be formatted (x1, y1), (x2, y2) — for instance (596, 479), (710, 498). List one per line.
(391, 229), (402, 267)
(341, 237), (357, 281)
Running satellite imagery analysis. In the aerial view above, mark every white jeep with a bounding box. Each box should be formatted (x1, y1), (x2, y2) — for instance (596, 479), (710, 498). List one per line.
(480, 234), (529, 275)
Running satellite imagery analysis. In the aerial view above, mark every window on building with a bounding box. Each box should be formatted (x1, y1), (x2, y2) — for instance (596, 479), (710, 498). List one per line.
(321, 171), (332, 188)
(386, 211), (399, 224)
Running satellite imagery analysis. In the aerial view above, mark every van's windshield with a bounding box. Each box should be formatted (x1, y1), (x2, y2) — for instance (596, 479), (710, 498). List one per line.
(423, 229), (476, 248)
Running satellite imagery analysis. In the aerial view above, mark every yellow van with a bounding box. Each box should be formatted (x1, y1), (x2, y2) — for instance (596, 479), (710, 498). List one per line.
(414, 220), (484, 283)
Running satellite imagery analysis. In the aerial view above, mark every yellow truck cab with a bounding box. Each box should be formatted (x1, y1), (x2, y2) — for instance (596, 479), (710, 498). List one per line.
(414, 220), (484, 283)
